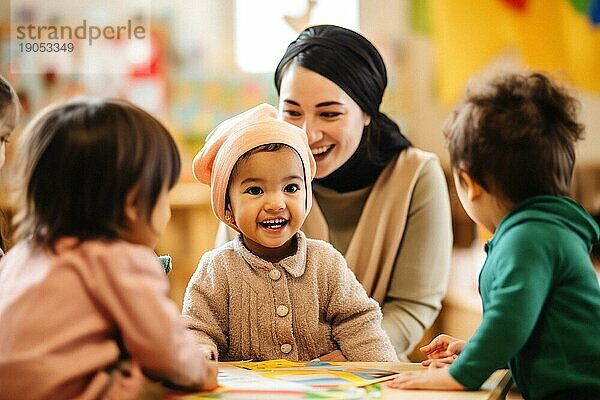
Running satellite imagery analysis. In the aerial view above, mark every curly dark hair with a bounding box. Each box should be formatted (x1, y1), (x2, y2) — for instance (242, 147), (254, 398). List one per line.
(444, 71), (585, 205)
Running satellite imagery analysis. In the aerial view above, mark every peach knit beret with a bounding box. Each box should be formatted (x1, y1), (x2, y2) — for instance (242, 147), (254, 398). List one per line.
(192, 103), (316, 232)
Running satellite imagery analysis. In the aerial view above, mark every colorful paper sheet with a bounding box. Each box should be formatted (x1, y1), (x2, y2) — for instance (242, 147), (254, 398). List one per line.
(173, 360), (398, 400)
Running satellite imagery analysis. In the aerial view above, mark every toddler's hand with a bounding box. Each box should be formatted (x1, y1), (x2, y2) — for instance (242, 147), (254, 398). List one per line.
(386, 360), (464, 390)
(420, 334), (466, 366)
(313, 349), (347, 362)
(421, 353), (458, 366)
(102, 360), (144, 400)
(199, 360), (218, 391)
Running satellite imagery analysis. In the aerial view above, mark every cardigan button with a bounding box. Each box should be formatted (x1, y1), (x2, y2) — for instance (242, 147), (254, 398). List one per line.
(269, 269), (281, 280)
(280, 343), (292, 354)
(276, 305), (289, 317)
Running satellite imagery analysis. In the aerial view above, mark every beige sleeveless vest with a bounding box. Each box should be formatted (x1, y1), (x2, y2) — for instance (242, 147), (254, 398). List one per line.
(301, 147), (435, 303)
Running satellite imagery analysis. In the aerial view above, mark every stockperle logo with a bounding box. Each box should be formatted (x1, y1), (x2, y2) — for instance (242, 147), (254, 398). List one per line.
(10, 1), (151, 74)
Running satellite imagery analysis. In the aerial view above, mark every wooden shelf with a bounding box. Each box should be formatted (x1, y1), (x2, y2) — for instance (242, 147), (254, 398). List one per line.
(158, 181), (219, 306)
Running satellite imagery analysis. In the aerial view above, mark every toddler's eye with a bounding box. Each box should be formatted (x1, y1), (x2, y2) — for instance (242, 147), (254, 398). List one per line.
(284, 184), (300, 193)
(0, 137), (9, 144)
(246, 187), (263, 195)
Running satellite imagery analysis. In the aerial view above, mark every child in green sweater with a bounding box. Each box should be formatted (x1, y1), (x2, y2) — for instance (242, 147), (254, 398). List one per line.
(388, 72), (600, 400)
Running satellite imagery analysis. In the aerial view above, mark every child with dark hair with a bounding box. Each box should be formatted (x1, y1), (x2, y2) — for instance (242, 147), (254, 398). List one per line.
(0, 75), (19, 255)
(184, 103), (397, 362)
(388, 72), (600, 400)
(0, 97), (217, 399)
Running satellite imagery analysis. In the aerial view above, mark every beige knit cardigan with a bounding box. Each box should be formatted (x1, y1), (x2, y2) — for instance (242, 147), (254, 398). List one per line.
(182, 231), (398, 362)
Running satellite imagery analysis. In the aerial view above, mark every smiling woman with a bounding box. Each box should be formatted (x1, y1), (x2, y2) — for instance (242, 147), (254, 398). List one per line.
(272, 25), (454, 360)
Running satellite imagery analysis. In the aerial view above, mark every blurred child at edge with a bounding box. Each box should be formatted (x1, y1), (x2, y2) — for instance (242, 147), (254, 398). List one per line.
(387, 72), (600, 400)
(0, 75), (19, 255)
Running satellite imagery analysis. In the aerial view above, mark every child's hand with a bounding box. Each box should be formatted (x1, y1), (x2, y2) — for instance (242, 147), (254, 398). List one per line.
(313, 350), (347, 362)
(199, 361), (219, 391)
(420, 334), (466, 366)
(102, 360), (144, 400)
(386, 361), (464, 390)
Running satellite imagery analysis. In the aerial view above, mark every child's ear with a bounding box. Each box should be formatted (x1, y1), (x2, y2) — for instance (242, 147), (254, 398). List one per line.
(459, 170), (484, 201)
(124, 188), (140, 223)
(224, 208), (235, 225)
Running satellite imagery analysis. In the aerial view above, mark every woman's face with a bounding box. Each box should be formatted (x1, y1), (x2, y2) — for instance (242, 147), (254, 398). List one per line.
(278, 65), (370, 179)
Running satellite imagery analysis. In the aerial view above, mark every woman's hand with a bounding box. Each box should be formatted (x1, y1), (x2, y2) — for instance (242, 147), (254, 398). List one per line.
(420, 334), (466, 366)
(386, 360), (464, 390)
(313, 350), (348, 362)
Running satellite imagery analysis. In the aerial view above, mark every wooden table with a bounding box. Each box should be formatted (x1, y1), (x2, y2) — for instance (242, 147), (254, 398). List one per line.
(147, 361), (512, 400)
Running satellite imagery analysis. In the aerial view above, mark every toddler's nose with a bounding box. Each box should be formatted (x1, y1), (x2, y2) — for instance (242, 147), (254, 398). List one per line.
(265, 193), (285, 211)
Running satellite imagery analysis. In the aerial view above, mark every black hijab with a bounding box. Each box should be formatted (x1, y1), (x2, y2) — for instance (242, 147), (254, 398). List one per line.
(274, 25), (411, 192)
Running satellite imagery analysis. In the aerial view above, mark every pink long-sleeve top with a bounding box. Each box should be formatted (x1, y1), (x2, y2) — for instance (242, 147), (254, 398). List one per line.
(0, 238), (210, 400)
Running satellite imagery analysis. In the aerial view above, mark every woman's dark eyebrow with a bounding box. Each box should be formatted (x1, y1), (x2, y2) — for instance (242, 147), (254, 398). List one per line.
(283, 99), (344, 108)
(315, 101), (343, 108)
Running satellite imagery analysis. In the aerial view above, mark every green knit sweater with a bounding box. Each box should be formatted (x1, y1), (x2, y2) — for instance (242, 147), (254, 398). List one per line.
(449, 196), (600, 400)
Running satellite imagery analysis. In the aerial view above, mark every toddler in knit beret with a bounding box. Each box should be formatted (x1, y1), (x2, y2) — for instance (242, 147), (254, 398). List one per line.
(182, 103), (397, 362)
